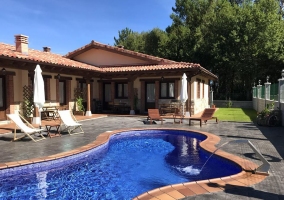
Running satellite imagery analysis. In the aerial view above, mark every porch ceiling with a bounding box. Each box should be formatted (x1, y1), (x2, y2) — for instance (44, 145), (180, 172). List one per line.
(0, 57), (217, 81)
(0, 57), (101, 78)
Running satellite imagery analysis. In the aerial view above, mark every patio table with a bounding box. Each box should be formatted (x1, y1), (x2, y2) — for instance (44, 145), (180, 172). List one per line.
(42, 106), (59, 120)
(45, 122), (61, 138)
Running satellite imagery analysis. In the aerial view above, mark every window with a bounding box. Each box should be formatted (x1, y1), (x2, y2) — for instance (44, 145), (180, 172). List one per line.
(59, 80), (66, 105)
(79, 82), (86, 90)
(197, 79), (201, 99)
(202, 80), (205, 98)
(0, 77), (4, 107)
(160, 82), (174, 98)
(116, 83), (128, 98)
(44, 78), (48, 101)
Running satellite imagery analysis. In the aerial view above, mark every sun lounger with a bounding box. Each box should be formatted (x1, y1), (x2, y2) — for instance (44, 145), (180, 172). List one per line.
(7, 113), (46, 142)
(58, 110), (84, 135)
(189, 108), (218, 127)
(147, 109), (163, 124)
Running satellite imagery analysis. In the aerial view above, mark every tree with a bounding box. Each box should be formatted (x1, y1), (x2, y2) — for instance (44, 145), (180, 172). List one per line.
(113, 0), (284, 100)
(114, 27), (146, 52)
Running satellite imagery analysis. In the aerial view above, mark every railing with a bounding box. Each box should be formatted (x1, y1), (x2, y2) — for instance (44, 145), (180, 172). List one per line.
(261, 86), (265, 99)
(270, 83), (278, 100)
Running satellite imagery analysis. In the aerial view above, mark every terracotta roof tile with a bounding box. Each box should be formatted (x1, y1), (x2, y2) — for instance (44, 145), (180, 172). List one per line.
(65, 40), (177, 64)
(0, 43), (101, 71)
(0, 42), (217, 79)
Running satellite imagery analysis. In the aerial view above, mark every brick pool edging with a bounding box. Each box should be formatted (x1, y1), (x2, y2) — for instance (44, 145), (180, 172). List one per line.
(0, 128), (267, 200)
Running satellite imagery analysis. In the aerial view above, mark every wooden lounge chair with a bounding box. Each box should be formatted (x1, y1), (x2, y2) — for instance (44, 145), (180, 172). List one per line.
(147, 109), (163, 124)
(189, 108), (218, 127)
(6, 113), (46, 142)
(58, 110), (84, 135)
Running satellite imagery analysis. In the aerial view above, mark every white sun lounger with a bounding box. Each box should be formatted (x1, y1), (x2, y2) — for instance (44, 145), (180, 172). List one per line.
(7, 113), (46, 142)
(58, 110), (84, 135)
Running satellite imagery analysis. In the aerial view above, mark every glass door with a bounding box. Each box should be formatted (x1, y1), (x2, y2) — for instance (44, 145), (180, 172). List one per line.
(0, 76), (6, 120)
(145, 83), (155, 111)
(103, 83), (111, 110)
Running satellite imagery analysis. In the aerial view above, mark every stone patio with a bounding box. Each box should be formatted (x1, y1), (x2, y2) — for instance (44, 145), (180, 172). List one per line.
(0, 115), (283, 199)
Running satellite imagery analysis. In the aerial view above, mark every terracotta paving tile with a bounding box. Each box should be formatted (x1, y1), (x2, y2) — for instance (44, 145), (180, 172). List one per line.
(210, 177), (241, 190)
(0, 163), (8, 169)
(234, 174), (266, 185)
(159, 185), (174, 193)
(148, 197), (160, 200)
(67, 150), (81, 154)
(136, 192), (155, 200)
(221, 177), (247, 187)
(177, 188), (195, 196)
(28, 158), (45, 163)
(155, 193), (176, 200)
(18, 160), (33, 165)
(40, 156), (55, 161)
(167, 190), (185, 199)
(196, 180), (223, 193)
(46, 155), (57, 160)
(171, 184), (187, 190)
(0, 125), (269, 200)
(54, 153), (68, 158)
(5, 161), (20, 167)
(183, 182), (208, 194)
(208, 178), (227, 188)
(147, 188), (164, 197)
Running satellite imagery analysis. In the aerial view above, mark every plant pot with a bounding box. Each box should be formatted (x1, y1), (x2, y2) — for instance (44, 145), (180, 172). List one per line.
(73, 111), (85, 116)
(210, 105), (216, 108)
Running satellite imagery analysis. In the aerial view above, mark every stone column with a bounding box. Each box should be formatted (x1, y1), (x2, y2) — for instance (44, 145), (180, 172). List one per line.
(257, 83), (262, 99)
(265, 82), (271, 100)
(85, 79), (92, 116)
(209, 90), (214, 107)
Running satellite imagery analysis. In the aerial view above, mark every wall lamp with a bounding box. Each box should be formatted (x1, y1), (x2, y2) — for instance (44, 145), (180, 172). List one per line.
(57, 74), (60, 79)
(2, 68), (6, 75)
(161, 76), (164, 81)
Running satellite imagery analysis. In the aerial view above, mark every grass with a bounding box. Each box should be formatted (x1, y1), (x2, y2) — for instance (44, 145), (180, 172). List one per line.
(214, 108), (257, 122)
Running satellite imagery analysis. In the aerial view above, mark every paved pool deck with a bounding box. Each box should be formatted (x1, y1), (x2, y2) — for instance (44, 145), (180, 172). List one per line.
(0, 115), (283, 199)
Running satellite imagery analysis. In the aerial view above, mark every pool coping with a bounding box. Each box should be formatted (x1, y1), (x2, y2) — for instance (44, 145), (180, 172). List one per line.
(0, 128), (268, 200)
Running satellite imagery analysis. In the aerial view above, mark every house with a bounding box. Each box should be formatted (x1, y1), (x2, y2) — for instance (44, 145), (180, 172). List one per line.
(0, 34), (217, 121)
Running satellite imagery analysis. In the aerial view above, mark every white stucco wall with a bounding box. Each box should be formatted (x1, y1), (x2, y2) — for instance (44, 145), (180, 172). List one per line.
(190, 76), (210, 114)
(74, 49), (150, 66)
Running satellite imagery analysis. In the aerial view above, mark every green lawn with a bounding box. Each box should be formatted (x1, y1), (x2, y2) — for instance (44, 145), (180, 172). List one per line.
(214, 108), (257, 122)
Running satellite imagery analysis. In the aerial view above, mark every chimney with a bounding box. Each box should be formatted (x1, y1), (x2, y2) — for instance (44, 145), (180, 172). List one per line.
(15, 34), (29, 55)
(117, 45), (124, 49)
(43, 47), (51, 52)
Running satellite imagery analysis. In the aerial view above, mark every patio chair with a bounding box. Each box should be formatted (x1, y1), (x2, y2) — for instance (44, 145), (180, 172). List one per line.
(189, 108), (218, 127)
(147, 109), (163, 124)
(58, 110), (84, 135)
(6, 113), (46, 142)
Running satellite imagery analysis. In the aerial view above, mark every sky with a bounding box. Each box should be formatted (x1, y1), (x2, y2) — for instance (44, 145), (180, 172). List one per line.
(0, 0), (176, 55)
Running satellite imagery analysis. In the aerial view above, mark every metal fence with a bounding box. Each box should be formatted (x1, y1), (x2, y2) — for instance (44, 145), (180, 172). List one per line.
(261, 86), (265, 99)
(270, 83), (278, 100)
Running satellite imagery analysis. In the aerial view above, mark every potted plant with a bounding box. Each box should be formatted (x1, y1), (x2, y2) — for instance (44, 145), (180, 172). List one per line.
(22, 85), (34, 122)
(75, 96), (85, 115)
(256, 101), (274, 126)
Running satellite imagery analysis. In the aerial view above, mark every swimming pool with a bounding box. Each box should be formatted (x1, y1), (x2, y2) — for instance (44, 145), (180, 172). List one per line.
(0, 129), (242, 199)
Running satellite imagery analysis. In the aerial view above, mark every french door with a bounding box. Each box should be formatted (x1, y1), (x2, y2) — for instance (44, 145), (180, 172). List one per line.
(0, 76), (6, 120)
(145, 83), (155, 111)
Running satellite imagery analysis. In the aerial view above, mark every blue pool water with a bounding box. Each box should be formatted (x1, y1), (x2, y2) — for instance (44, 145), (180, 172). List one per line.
(0, 130), (241, 199)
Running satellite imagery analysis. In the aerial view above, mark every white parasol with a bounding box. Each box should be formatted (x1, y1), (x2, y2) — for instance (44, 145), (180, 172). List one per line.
(33, 64), (45, 124)
(180, 73), (188, 115)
